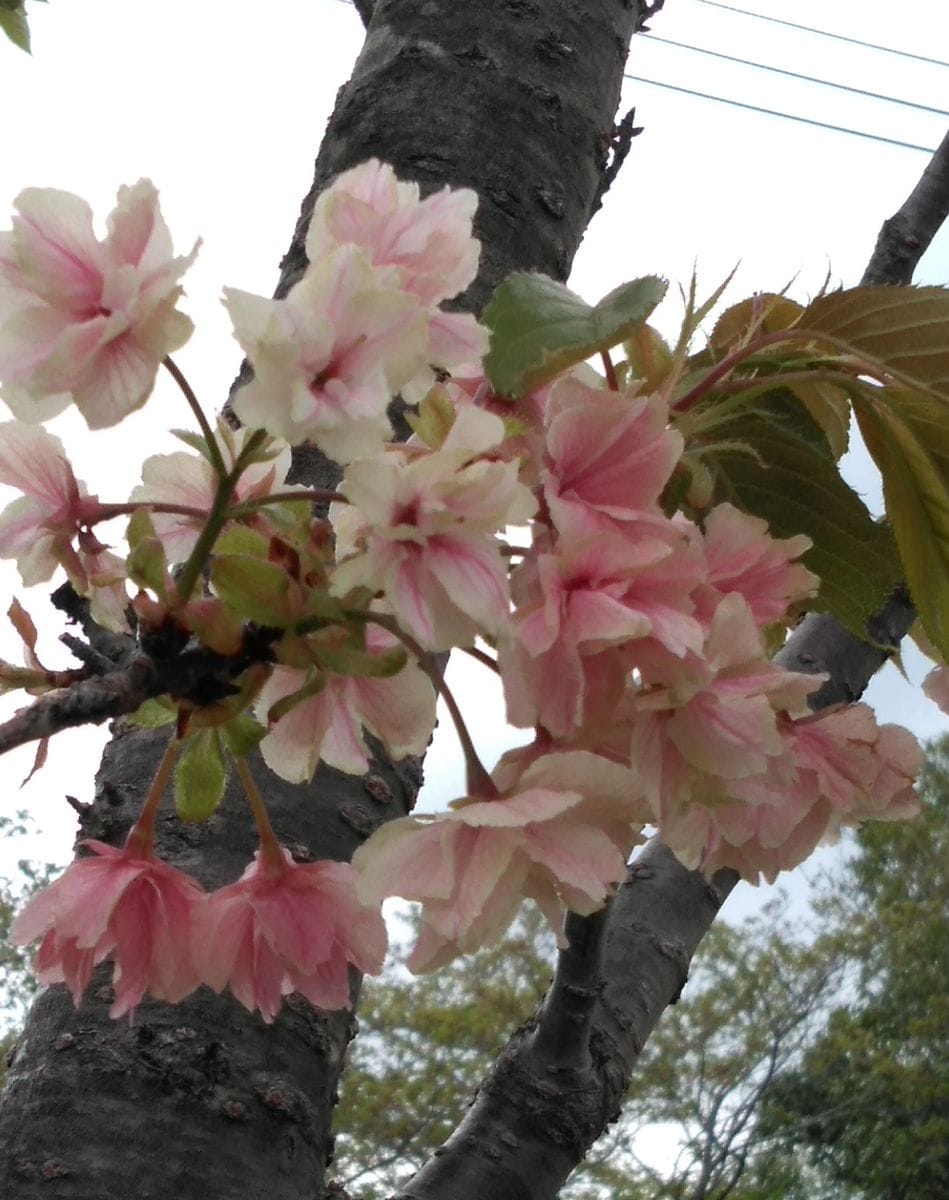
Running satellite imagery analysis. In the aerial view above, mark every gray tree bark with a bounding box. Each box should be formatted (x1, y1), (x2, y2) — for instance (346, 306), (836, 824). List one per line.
(0, 3), (944, 1199)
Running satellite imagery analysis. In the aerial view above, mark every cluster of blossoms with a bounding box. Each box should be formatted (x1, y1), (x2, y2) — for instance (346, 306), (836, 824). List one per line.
(0, 162), (939, 1021)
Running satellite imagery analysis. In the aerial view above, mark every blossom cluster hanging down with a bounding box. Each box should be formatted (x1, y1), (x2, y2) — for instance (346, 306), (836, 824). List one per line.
(0, 160), (942, 1021)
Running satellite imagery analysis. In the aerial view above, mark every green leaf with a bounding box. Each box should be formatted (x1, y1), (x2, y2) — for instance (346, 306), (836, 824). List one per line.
(174, 729), (227, 822)
(211, 555), (292, 627)
(707, 393), (902, 636)
(220, 713), (266, 758)
(315, 643), (408, 678)
(710, 294), (804, 353)
(127, 698), (177, 728)
(0, 4), (30, 53)
(784, 378), (850, 460)
(126, 510), (168, 596)
(852, 387), (949, 658)
(171, 428), (218, 464)
(213, 525), (271, 559)
(802, 286), (949, 400)
(483, 272), (667, 397)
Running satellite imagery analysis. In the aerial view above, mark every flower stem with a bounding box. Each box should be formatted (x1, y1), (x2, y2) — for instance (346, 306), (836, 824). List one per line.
(126, 734), (179, 856)
(226, 489), (347, 517)
(174, 429), (268, 603)
(601, 350), (619, 391)
(364, 612), (499, 798)
(162, 356), (227, 479)
(235, 756), (286, 875)
(462, 644), (500, 674)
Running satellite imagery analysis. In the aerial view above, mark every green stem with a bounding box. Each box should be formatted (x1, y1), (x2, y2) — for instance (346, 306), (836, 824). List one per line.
(174, 429), (268, 603)
(125, 734), (179, 857)
(162, 356), (227, 479)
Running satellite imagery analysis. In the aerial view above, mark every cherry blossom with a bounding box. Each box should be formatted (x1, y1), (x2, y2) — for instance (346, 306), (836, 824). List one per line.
(331, 408), (535, 650)
(305, 159), (480, 308)
(226, 245), (429, 459)
(131, 425), (296, 560)
(541, 375), (683, 537)
(200, 849), (387, 1021)
(354, 751), (642, 971)
(255, 625), (436, 782)
(500, 530), (704, 736)
(12, 840), (205, 1019)
(0, 421), (131, 629)
(695, 502), (817, 628)
(0, 180), (197, 427)
(923, 664), (949, 714)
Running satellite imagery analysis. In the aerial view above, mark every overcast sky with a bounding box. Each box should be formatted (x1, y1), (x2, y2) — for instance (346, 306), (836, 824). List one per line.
(0, 0), (946, 906)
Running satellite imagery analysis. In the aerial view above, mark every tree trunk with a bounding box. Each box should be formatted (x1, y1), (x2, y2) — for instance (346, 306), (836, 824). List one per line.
(0, 3), (652, 1197)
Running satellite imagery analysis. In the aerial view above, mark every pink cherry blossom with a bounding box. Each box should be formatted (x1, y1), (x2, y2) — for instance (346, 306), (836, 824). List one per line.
(226, 245), (429, 459)
(500, 530), (704, 736)
(695, 503), (817, 627)
(305, 159), (481, 308)
(12, 840), (205, 1018)
(200, 849), (387, 1022)
(331, 411), (535, 650)
(541, 375), (683, 536)
(131, 426), (296, 560)
(354, 751), (642, 971)
(923, 664), (949, 714)
(0, 419), (131, 620)
(0, 180), (197, 427)
(255, 625), (436, 782)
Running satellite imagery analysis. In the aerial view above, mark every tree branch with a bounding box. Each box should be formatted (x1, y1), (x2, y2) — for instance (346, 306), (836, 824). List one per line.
(862, 124), (949, 285)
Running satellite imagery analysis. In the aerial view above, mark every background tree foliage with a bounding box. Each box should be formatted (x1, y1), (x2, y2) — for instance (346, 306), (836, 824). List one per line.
(757, 734), (949, 1200)
(330, 736), (949, 1200)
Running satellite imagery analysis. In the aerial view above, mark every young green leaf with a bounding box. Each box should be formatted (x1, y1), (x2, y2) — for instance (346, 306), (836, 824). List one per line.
(802, 286), (949, 399)
(852, 386), (949, 658)
(126, 510), (169, 597)
(220, 713), (267, 758)
(0, 3), (30, 53)
(127, 698), (178, 729)
(174, 729), (228, 822)
(483, 273), (667, 397)
(211, 556), (294, 628)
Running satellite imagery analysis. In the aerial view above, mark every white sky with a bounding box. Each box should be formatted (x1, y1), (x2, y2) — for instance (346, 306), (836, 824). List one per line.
(0, 0), (946, 914)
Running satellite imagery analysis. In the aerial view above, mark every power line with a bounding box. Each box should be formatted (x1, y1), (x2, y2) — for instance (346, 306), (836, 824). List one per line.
(644, 35), (949, 119)
(624, 74), (937, 153)
(692, 0), (949, 70)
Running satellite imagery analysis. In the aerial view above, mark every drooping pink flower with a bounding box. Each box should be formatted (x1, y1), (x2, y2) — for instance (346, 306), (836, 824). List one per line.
(12, 840), (205, 1018)
(354, 751), (643, 971)
(0, 180), (197, 427)
(200, 849), (387, 1022)
(331, 408), (535, 650)
(131, 425), (297, 560)
(226, 245), (429, 460)
(255, 625), (437, 782)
